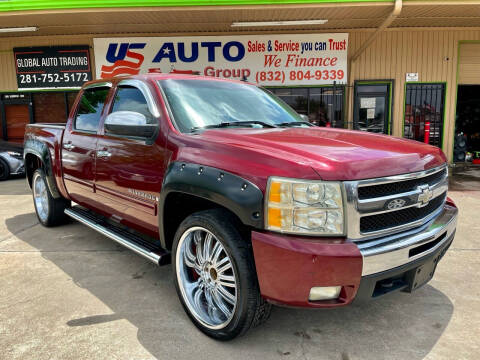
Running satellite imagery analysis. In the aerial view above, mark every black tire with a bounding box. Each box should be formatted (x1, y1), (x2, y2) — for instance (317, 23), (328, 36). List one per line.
(172, 209), (271, 340)
(32, 168), (70, 227)
(0, 158), (10, 181)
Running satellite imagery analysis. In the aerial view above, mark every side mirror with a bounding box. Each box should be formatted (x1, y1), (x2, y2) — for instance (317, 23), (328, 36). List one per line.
(104, 111), (157, 138)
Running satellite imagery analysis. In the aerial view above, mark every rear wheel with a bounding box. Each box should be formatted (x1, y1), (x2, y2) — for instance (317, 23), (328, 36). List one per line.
(172, 209), (271, 340)
(0, 158), (10, 181)
(32, 168), (70, 227)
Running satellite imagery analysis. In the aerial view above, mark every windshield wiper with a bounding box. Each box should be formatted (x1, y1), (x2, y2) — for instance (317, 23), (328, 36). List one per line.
(276, 121), (314, 127)
(191, 120), (277, 132)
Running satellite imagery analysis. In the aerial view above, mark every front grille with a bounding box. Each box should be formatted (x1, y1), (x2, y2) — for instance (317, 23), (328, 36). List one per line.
(360, 193), (446, 233)
(358, 168), (447, 200)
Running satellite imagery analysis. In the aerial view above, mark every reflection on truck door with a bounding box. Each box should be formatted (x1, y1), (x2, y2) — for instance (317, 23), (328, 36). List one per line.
(62, 85), (110, 206)
(94, 83), (167, 237)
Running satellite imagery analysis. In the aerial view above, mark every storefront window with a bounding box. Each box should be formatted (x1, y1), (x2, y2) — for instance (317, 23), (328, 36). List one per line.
(404, 83), (445, 147)
(268, 86), (344, 128)
(270, 88), (308, 116)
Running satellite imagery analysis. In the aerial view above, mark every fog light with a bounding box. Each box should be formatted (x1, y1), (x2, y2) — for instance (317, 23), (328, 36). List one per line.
(308, 286), (341, 301)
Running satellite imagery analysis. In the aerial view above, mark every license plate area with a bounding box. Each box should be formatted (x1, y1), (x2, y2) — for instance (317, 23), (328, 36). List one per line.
(404, 237), (452, 292)
(404, 258), (438, 292)
(369, 237), (453, 298)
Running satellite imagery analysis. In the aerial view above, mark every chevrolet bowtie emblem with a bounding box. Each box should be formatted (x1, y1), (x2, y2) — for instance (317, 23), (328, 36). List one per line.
(417, 184), (433, 206)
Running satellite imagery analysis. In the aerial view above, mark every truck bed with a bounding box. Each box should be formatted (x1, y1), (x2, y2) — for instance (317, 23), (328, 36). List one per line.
(24, 123), (66, 198)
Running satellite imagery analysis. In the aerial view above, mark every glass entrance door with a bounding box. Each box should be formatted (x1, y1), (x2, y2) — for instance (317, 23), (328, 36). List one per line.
(354, 83), (392, 134)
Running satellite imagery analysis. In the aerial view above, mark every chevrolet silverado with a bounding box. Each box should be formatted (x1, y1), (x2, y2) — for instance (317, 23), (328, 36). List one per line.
(23, 75), (458, 340)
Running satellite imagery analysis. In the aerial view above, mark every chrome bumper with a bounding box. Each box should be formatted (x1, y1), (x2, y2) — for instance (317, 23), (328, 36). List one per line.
(359, 204), (458, 276)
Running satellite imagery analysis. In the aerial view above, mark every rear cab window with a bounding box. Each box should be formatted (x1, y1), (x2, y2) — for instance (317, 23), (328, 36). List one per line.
(74, 87), (110, 132)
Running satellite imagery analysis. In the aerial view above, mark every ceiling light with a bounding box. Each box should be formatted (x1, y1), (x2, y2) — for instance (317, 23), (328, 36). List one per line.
(0, 26), (38, 33)
(231, 20), (328, 27)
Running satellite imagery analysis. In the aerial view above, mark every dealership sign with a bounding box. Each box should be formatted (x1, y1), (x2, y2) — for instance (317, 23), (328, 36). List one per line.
(93, 34), (348, 86)
(13, 45), (92, 90)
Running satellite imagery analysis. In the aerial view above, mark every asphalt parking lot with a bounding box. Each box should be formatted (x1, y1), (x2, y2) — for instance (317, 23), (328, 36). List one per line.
(1, 176), (479, 360)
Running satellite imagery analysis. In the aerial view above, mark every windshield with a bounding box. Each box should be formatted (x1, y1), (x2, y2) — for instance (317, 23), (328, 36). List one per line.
(159, 79), (306, 132)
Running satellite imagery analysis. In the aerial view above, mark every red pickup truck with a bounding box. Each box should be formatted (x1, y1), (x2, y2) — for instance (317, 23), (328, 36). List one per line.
(24, 75), (458, 340)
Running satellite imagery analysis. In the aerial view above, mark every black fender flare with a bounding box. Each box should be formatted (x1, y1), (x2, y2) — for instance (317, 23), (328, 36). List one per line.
(159, 162), (264, 248)
(24, 139), (61, 199)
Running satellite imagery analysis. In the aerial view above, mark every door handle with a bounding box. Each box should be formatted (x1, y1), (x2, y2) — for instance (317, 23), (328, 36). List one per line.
(97, 150), (112, 158)
(63, 142), (75, 151)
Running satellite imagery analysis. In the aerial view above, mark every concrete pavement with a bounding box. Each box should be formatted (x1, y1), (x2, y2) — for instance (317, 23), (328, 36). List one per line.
(0, 177), (479, 360)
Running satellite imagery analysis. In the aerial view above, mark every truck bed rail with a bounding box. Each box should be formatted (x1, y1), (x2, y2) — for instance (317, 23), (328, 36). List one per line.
(26, 123), (66, 129)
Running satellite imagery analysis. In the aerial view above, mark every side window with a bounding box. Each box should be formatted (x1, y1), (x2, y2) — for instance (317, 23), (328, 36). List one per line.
(110, 86), (154, 124)
(74, 87), (109, 132)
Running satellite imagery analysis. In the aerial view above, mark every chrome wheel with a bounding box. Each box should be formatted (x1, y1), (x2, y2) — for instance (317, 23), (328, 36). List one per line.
(176, 226), (237, 330)
(33, 173), (49, 222)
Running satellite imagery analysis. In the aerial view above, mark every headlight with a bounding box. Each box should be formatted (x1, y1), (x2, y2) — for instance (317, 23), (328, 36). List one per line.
(265, 177), (344, 235)
(7, 151), (23, 159)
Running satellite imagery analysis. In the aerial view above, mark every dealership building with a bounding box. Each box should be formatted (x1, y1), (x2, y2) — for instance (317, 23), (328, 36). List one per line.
(0, 0), (479, 163)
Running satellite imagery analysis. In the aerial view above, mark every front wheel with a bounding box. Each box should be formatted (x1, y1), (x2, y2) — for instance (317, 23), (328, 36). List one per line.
(172, 209), (271, 340)
(32, 168), (70, 227)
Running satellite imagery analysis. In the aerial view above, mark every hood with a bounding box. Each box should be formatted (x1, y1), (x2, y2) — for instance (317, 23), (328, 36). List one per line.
(189, 127), (446, 181)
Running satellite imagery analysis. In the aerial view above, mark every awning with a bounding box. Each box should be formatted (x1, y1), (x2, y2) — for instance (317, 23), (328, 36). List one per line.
(0, 1), (479, 37)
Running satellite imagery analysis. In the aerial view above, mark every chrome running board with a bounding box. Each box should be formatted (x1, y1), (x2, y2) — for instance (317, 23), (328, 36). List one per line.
(65, 206), (170, 265)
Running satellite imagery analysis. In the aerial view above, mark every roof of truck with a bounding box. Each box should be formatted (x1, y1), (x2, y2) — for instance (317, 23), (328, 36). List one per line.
(83, 73), (254, 88)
